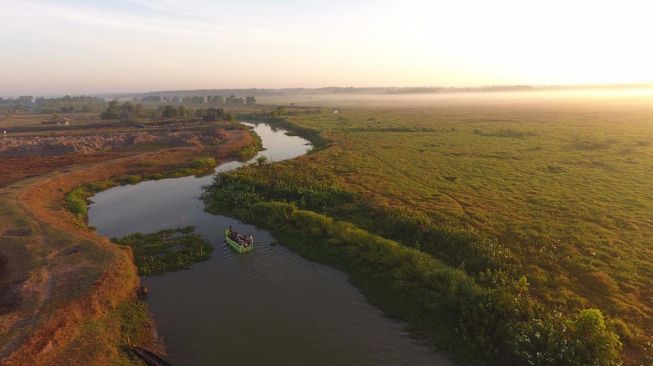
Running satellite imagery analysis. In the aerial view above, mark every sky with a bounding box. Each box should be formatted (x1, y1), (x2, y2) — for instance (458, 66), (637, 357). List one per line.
(0, 0), (652, 96)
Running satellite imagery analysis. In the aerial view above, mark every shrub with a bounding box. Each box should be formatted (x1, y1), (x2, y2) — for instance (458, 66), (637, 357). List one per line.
(112, 226), (213, 275)
(191, 157), (217, 169)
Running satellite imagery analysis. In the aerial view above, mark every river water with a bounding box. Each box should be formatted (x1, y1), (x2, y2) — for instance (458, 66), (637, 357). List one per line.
(88, 123), (450, 366)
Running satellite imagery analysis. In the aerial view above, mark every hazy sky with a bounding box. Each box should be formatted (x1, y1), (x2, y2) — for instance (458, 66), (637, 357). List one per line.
(1, 0), (652, 96)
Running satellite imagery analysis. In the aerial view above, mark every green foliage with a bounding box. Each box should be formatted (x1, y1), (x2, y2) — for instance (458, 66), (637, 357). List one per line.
(206, 170), (507, 274)
(203, 190), (622, 365)
(238, 145), (258, 160)
(111, 227), (213, 275)
(100, 100), (143, 121)
(191, 157), (217, 169)
(221, 104), (653, 362)
(65, 187), (90, 219)
(34, 95), (106, 113)
(115, 300), (150, 344)
(159, 105), (178, 118)
(237, 129), (263, 161)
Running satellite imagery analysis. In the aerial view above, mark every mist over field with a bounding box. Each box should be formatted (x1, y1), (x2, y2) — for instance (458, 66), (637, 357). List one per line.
(2, 1), (652, 366)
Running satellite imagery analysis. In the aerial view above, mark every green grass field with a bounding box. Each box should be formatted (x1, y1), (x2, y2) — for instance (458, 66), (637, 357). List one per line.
(208, 93), (653, 364)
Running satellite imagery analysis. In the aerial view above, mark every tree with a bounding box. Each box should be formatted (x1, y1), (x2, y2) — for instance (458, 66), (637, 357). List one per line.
(140, 95), (162, 103)
(223, 95), (245, 105)
(203, 108), (225, 121)
(572, 309), (622, 365)
(207, 95), (225, 105)
(160, 105), (178, 118)
(118, 102), (143, 122)
(100, 100), (120, 120)
(270, 106), (286, 119)
(245, 96), (257, 105)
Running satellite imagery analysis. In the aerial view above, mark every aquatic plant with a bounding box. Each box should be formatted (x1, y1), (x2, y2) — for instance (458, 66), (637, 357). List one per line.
(111, 227), (213, 275)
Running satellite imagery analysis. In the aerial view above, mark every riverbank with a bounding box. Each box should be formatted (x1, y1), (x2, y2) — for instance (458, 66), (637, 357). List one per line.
(0, 128), (253, 365)
(202, 109), (630, 365)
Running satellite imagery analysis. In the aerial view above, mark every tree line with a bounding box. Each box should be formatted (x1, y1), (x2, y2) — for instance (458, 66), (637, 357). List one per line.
(100, 101), (235, 122)
(1, 95), (105, 113)
(137, 94), (256, 106)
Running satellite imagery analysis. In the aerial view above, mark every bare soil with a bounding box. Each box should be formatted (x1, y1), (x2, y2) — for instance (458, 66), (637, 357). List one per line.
(0, 128), (252, 365)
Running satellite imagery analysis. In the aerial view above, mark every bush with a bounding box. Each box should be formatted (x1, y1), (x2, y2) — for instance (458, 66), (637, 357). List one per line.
(112, 226), (213, 275)
(191, 157), (217, 169)
(203, 178), (624, 365)
(65, 187), (89, 219)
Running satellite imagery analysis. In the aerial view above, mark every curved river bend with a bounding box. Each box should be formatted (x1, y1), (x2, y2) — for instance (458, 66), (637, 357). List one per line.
(88, 123), (450, 366)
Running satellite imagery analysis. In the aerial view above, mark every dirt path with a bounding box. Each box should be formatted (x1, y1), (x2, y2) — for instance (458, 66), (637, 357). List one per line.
(0, 129), (252, 365)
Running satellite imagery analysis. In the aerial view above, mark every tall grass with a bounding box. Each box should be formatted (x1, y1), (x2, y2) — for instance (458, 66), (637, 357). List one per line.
(204, 192), (623, 365)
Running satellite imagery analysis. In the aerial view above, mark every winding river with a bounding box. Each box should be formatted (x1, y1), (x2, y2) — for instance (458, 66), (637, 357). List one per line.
(88, 123), (450, 366)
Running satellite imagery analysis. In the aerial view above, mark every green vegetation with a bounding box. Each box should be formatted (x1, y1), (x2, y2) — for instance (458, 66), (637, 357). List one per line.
(238, 129), (263, 161)
(190, 157), (217, 170)
(65, 180), (118, 221)
(64, 157), (220, 223)
(203, 198), (623, 365)
(0, 95), (106, 113)
(111, 227), (212, 275)
(101, 101), (144, 121)
(204, 99), (653, 365)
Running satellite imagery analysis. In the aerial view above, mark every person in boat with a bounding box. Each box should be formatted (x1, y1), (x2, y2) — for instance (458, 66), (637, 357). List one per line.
(239, 234), (248, 247)
(248, 235), (254, 246)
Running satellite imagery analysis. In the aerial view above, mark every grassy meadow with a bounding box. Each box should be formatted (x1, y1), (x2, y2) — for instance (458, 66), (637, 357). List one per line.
(208, 92), (653, 364)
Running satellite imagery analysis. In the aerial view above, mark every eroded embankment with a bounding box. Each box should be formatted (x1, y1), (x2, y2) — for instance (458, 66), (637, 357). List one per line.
(0, 129), (252, 365)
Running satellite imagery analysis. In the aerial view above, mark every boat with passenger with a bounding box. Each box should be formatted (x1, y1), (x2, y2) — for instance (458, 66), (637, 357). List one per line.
(224, 226), (254, 253)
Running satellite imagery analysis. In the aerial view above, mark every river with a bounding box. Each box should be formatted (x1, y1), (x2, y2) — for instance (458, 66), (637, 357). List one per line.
(88, 122), (450, 366)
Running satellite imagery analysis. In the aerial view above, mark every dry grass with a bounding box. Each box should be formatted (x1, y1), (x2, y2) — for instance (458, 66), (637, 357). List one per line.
(0, 127), (252, 365)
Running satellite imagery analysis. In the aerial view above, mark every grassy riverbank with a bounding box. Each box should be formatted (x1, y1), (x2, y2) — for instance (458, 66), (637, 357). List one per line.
(65, 157), (218, 223)
(205, 96), (653, 365)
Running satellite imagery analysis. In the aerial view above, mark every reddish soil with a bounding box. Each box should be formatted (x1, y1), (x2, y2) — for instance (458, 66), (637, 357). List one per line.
(0, 128), (253, 365)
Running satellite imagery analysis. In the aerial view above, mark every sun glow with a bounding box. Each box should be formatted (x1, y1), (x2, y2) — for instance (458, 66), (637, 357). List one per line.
(0, 0), (651, 95)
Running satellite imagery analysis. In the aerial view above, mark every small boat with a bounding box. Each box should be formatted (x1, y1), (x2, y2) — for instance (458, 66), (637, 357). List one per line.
(224, 228), (254, 253)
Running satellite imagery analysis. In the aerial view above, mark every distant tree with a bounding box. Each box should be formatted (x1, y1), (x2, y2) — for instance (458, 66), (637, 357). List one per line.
(118, 102), (143, 122)
(245, 96), (257, 105)
(140, 95), (162, 103)
(203, 107), (225, 121)
(207, 95), (225, 105)
(226, 112), (236, 122)
(100, 100), (120, 120)
(178, 105), (188, 117)
(172, 96), (180, 103)
(270, 106), (286, 119)
(194, 108), (205, 118)
(225, 95), (237, 105)
(17, 96), (34, 108)
(160, 105), (178, 118)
